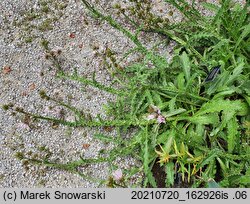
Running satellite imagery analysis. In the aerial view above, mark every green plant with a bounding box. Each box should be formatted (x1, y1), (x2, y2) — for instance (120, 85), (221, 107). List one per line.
(4, 0), (250, 187)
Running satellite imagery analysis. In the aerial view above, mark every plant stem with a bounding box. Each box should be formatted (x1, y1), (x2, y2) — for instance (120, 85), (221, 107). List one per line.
(81, 0), (147, 53)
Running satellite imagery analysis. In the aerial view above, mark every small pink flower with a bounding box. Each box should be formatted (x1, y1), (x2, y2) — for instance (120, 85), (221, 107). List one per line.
(157, 115), (166, 124)
(147, 113), (156, 120)
(147, 105), (166, 124)
(112, 169), (123, 181)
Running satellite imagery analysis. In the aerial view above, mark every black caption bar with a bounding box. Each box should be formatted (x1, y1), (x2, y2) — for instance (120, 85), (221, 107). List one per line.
(0, 188), (249, 204)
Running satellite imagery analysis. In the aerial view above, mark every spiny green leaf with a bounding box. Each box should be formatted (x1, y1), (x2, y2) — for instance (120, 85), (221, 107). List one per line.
(241, 80), (250, 95)
(205, 71), (230, 95)
(145, 90), (154, 105)
(176, 72), (185, 90)
(213, 87), (237, 99)
(142, 126), (157, 187)
(216, 157), (227, 174)
(235, 24), (250, 49)
(183, 113), (219, 125)
(152, 91), (163, 107)
(197, 98), (245, 116)
(93, 133), (115, 142)
(226, 62), (245, 86)
(163, 135), (174, 154)
(180, 52), (191, 82)
(190, 32), (217, 42)
(207, 39), (230, 56)
(168, 96), (177, 111)
(197, 148), (222, 169)
(201, 2), (220, 12)
(227, 118), (239, 153)
(163, 108), (186, 118)
(131, 90), (146, 116)
(165, 162), (175, 186)
(240, 168), (250, 185)
(240, 176), (250, 185)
